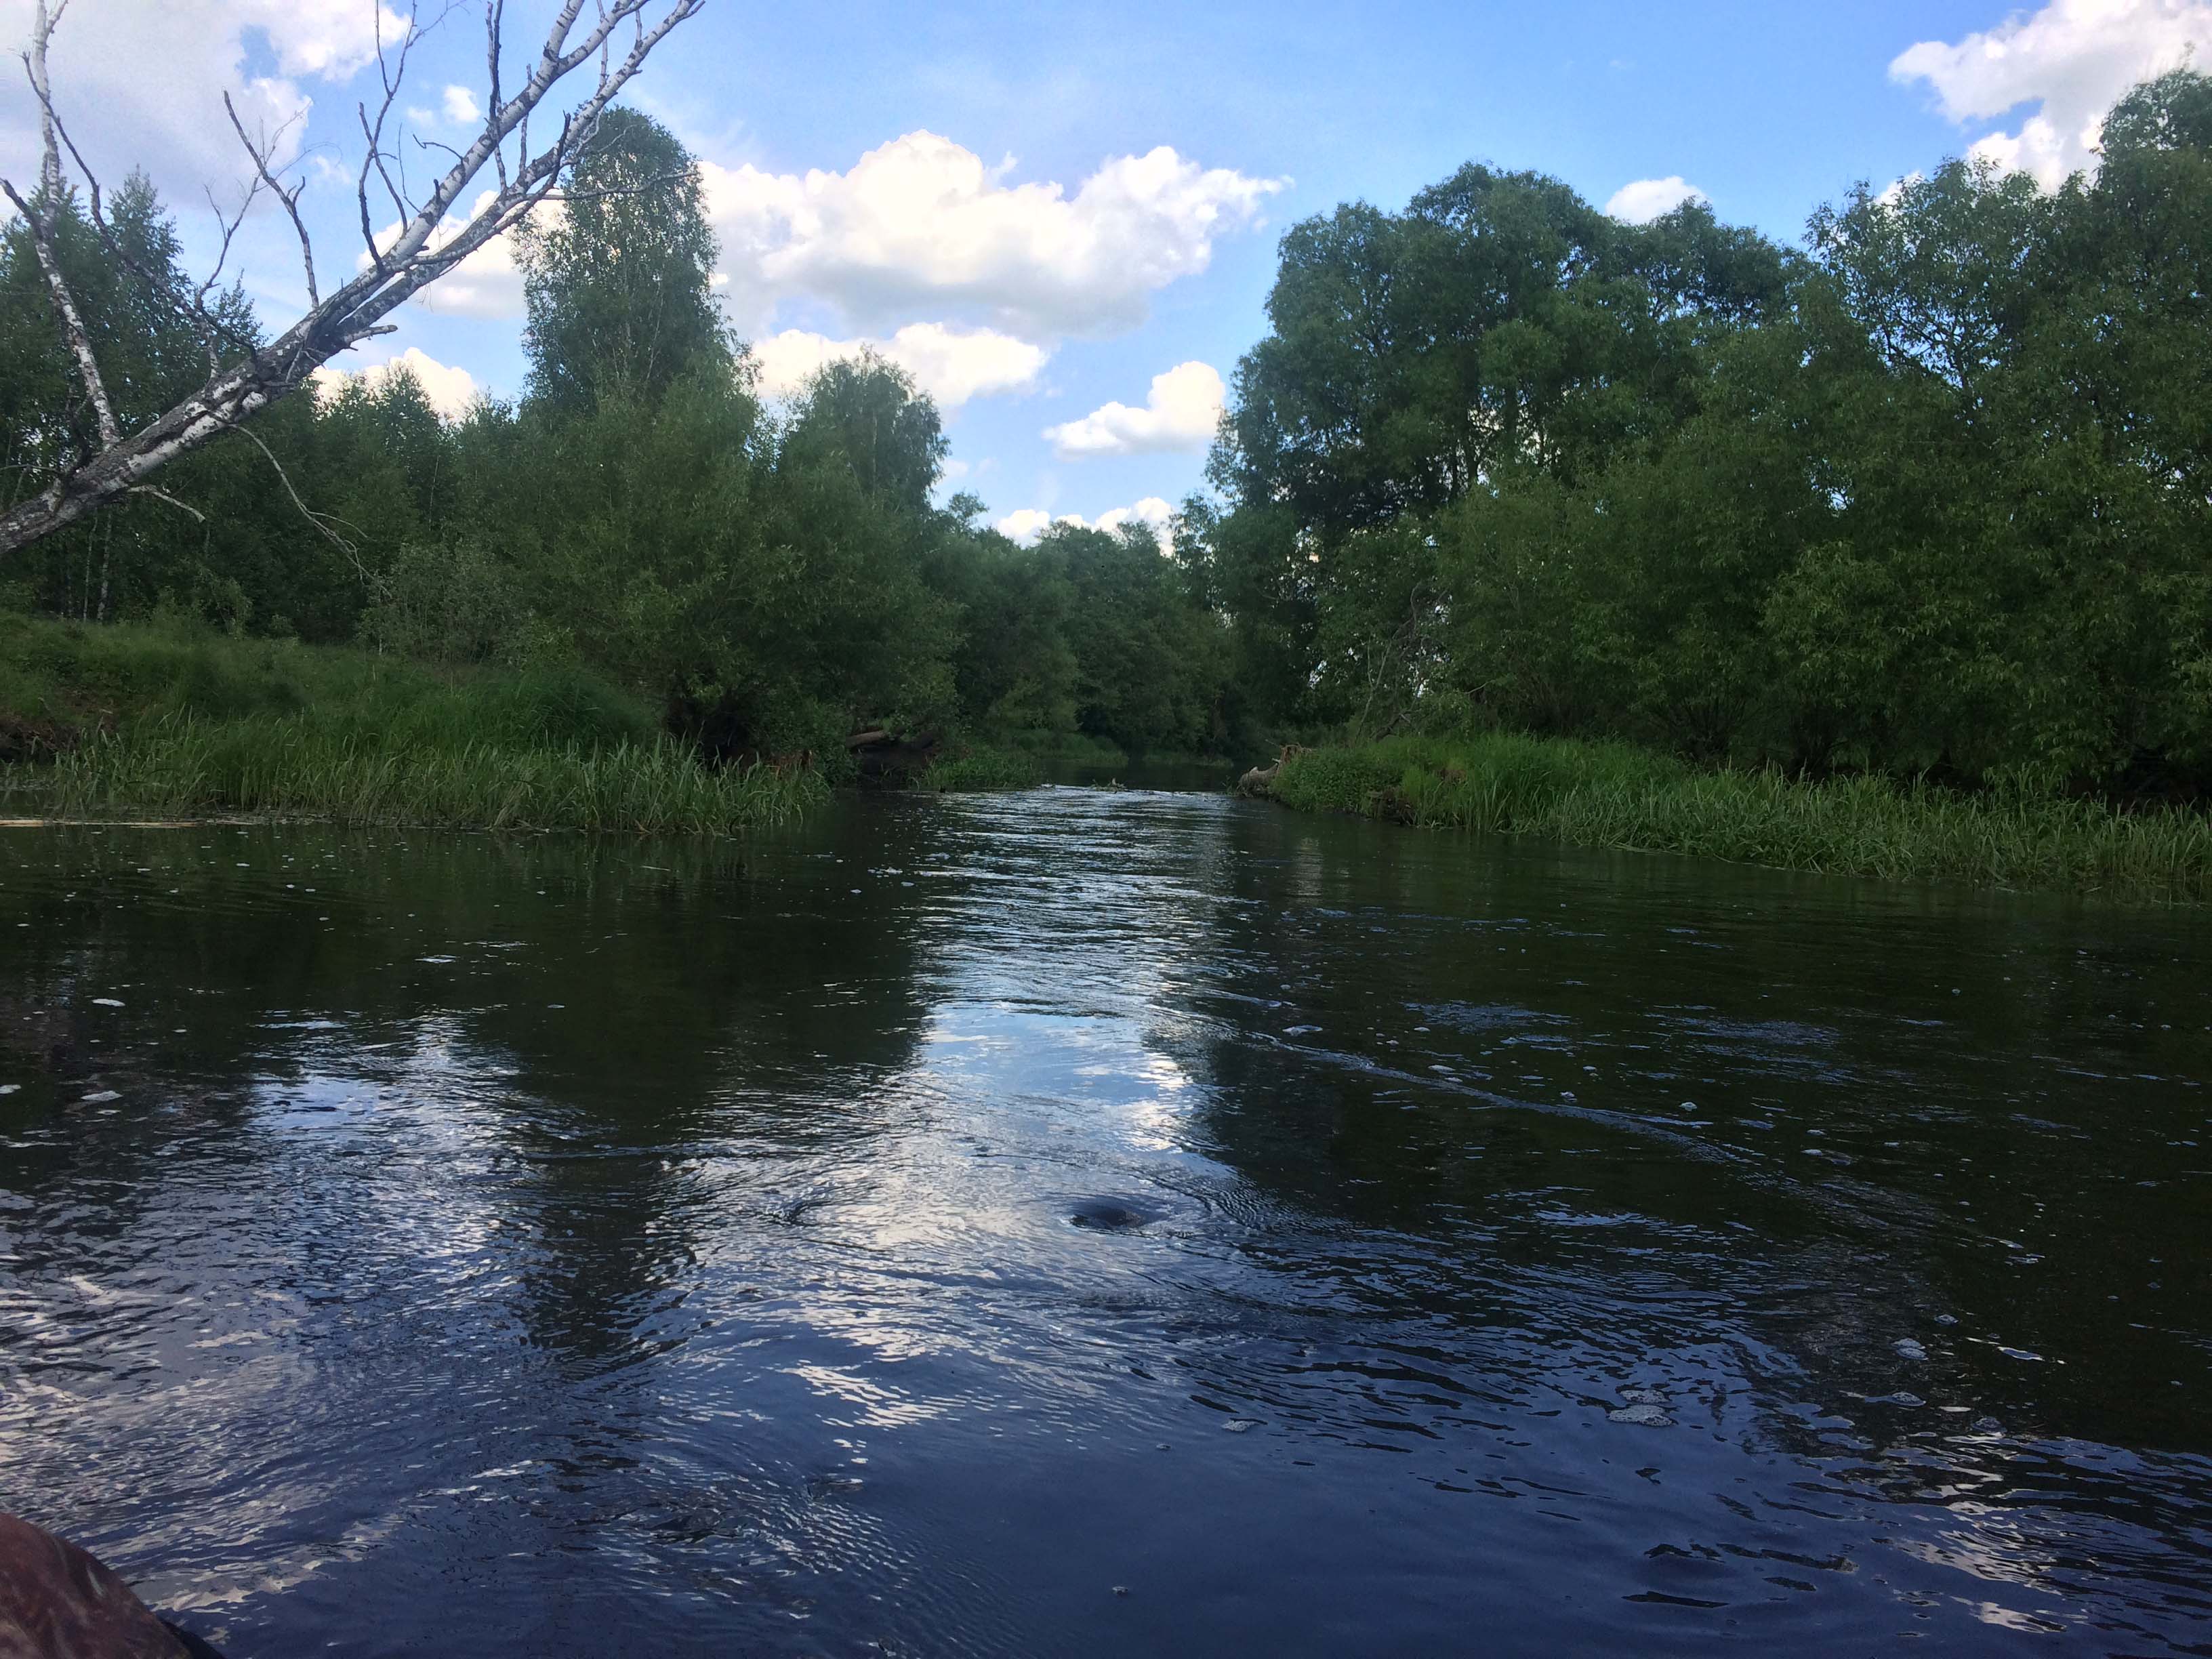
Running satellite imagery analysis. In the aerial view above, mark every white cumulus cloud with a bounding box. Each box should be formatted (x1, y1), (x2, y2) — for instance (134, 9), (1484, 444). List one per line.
(994, 508), (1069, 542)
(1092, 497), (1177, 538)
(311, 346), (480, 421)
(752, 323), (1048, 408)
(995, 496), (1176, 544)
(706, 132), (1286, 339)
(0, 0), (408, 204)
(1603, 176), (1708, 223)
(1891, 0), (2212, 188)
(1043, 361), (1225, 458)
(442, 84), (483, 127)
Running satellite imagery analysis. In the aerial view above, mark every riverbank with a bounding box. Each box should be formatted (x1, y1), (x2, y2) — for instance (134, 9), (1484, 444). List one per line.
(1258, 733), (2212, 903)
(0, 615), (821, 831)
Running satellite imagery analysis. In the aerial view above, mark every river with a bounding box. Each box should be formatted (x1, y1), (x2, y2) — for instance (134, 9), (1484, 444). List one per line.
(2, 787), (2207, 1656)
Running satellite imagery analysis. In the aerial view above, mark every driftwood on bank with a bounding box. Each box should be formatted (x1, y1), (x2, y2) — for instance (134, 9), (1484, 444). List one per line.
(1237, 744), (1304, 798)
(0, 0), (705, 559)
(848, 728), (941, 783)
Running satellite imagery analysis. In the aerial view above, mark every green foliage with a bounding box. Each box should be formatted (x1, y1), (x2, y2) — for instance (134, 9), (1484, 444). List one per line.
(50, 723), (819, 831)
(1204, 70), (2212, 802)
(1, 178), (363, 637)
(0, 613), (805, 832)
(359, 540), (528, 663)
(518, 108), (732, 414)
(0, 611), (655, 748)
(1044, 520), (1227, 755)
(16, 71), (2208, 886)
(919, 743), (1046, 792)
(780, 350), (949, 514)
(0, 111), (1242, 783)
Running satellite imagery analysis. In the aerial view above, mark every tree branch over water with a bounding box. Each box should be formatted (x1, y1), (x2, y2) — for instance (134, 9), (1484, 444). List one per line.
(0, 0), (705, 560)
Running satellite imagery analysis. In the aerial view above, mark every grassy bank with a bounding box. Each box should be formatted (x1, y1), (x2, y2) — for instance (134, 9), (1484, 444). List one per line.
(1264, 733), (2212, 903)
(0, 615), (821, 831)
(920, 743), (1049, 792)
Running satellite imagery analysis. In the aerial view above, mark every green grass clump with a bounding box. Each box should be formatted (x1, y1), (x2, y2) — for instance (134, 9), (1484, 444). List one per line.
(0, 613), (817, 832)
(1268, 732), (2212, 904)
(921, 743), (1046, 792)
(42, 718), (820, 830)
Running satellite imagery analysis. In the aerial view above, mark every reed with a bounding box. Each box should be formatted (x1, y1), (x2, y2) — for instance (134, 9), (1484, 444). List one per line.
(920, 743), (1047, 792)
(42, 716), (822, 831)
(1, 614), (820, 831)
(1268, 733), (2212, 904)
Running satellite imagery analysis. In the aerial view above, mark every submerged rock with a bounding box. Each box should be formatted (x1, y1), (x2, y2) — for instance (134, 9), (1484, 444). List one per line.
(1067, 1197), (1155, 1232)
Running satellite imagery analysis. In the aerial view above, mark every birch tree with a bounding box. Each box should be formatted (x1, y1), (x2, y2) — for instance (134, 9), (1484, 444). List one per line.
(0, 0), (704, 559)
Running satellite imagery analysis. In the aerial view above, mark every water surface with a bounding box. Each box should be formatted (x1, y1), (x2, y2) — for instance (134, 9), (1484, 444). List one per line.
(2, 790), (2207, 1655)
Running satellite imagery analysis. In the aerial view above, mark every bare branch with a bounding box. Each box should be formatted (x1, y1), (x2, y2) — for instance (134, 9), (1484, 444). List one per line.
(356, 2), (411, 268)
(224, 93), (319, 308)
(0, 0), (707, 559)
(187, 176), (266, 373)
(361, 100), (411, 224)
(487, 0), (508, 191)
(224, 417), (371, 581)
(129, 485), (205, 523)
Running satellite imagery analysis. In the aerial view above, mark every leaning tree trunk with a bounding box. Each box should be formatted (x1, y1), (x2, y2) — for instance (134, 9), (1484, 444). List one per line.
(0, 0), (705, 560)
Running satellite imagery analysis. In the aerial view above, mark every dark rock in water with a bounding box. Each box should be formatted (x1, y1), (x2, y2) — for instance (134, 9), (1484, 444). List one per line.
(1068, 1199), (1153, 1232)
(0, 1510), (224, 1656)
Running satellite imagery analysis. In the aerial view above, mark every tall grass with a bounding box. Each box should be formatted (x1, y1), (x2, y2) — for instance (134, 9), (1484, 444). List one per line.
(0, 613), (820, 831)
(41, 716), (821, 830)
(1268, 733), (2212, 903)
(920, 743), (1047, 792)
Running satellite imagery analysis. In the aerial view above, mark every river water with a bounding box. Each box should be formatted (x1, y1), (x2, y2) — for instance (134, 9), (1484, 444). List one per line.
(1, 787), (2207, 1656)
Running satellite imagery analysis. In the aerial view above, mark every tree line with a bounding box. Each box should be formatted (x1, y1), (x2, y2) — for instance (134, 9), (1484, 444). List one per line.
(0, 110), (1233, 768)
(7, 75), (2209, 793)
(1191, 70), (2212, 797)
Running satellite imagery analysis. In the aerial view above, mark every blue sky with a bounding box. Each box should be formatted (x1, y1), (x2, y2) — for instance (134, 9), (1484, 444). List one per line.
(6, 0), (2207, 536)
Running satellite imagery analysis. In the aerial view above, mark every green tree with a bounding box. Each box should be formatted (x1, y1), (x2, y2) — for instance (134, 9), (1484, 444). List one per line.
(777, 351), (949, 513)
(517, 108), (730, 415)
(1201, 71), (2212, 792)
